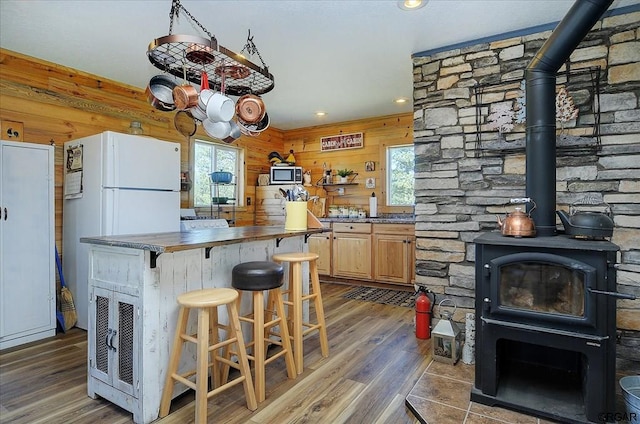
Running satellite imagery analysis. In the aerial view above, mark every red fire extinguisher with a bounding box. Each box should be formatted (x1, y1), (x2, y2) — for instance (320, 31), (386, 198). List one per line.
(416, 287), (432, 339)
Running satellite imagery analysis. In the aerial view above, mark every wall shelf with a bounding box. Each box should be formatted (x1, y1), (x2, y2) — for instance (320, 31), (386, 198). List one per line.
(320, 183), (359, 187)
(316, 173), (359, 187)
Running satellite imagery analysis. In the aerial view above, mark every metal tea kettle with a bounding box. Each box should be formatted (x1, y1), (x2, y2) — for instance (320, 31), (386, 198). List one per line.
(496, 198), (536, 237)
(556, 198), (614, 239)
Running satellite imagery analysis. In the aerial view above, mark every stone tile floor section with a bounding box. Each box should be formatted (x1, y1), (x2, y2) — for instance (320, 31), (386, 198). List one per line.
(405, 361), (558, 424)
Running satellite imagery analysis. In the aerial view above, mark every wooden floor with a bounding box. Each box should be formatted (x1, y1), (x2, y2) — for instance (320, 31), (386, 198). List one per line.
(0, 282), (431, 424)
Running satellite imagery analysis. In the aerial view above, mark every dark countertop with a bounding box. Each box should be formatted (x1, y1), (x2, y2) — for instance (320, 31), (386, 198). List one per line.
(80, 226), (324, 253)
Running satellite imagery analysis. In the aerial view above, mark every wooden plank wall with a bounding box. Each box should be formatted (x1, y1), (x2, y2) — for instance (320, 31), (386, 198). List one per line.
(0, 48), (284, 252)
(284, 114), (414, 216)
(1, 48), (414, 254)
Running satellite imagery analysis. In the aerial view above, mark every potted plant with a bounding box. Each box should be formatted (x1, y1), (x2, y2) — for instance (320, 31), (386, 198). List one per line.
(336, 169), (354, 183)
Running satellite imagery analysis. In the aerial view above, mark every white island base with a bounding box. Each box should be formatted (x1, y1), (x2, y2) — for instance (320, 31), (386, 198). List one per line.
(83, 232), (312, 423)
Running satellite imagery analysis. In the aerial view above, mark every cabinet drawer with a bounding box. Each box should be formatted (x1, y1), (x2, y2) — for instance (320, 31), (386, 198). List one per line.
(372, 223), (414, 234)
(332, 222), (371, 233)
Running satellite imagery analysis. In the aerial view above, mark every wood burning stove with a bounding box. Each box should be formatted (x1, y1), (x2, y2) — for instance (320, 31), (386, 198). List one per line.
(470, 1), (636, 422)
(472, 232), (623, 423)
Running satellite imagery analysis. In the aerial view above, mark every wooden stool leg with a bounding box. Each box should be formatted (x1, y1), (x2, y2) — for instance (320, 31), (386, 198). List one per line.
(264, 291), (274, 346)
(209, 305), (221, 388)
(227, 302), (258, 411)
(290, 261), (304, 374)
(253, 291), (266, 402)
(159, 306), (190, 417)
(310, 260), (329, 358)
(195, 307), (210, 424)
(219, 292), (242, 384)
(273, 288), (297, 379)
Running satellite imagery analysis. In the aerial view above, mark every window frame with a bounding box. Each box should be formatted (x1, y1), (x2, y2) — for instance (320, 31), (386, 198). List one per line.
(192, 138), (245, 209)
(383, 142), (415, 209)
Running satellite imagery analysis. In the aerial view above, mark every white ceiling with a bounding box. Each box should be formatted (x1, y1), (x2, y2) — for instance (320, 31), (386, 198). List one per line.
(1, 0), (637, 130)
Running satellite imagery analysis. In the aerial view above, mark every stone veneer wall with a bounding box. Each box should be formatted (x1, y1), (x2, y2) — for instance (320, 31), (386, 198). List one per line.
(412, 9), (639, 362)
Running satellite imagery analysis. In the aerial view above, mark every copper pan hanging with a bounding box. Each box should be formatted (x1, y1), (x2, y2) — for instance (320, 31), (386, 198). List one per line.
(185, 43), (215, 65)
(173, 66), (199, 110)
(215, 65), (250, 80)
(236, 94), (265, 124)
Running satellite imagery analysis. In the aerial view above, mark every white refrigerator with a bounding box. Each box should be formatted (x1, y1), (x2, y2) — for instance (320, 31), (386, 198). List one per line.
(63, 131), (181, 329)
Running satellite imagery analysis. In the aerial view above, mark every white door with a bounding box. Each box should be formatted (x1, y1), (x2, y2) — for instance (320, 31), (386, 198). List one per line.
(103, 132), (180, 191)
(0, 141), (54, 343)
(103, 189), (180, 235)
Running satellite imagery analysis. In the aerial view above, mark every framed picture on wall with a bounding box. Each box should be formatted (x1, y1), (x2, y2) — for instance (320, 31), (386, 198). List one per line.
(365, 161), (375, 172)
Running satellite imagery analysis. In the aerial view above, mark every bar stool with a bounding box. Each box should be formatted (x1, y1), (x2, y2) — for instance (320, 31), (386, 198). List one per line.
(159, 288), (257, 423)
(232, 261), (296, 402)
(272, 252), (329, 374)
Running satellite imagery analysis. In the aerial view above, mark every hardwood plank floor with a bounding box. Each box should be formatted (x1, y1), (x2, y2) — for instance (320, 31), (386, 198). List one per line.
(0, 283), (430, 424)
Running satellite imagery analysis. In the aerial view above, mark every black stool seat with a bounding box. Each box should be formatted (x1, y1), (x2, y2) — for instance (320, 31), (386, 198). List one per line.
(232, 261), (284, 291)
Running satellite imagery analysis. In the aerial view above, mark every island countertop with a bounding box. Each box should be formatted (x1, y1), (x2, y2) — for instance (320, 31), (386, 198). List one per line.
(80, 225), (325, 253)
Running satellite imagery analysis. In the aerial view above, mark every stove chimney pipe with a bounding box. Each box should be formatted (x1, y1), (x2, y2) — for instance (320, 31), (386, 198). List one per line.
(525, 0), (613, 237)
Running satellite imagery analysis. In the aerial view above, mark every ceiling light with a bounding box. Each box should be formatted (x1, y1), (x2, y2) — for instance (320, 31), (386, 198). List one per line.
(316, 112), (327, 117)
(397, 0), (428, 11)
(394, 98), (408, 104)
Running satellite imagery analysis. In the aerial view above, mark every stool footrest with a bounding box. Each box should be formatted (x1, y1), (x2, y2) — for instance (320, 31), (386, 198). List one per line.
(207, 375), (248, 399)
(264, 349), (288, 366)
(172, 373), (197, 391)
(282, 293), (317, 306)
(216, 355), (243, 371)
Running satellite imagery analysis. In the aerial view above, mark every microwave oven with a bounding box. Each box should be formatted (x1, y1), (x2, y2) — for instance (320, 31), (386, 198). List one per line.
(270, 166), (303, 184)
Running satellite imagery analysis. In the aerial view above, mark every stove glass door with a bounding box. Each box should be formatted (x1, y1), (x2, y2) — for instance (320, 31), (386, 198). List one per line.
(490, 252), (596, 327)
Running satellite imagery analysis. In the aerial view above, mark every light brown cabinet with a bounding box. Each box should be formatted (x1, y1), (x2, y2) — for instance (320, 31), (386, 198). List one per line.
(372, 224), (415, 286)
(331, 223), (372, 280)
(308, 233), (332, 275)
(310, 221), (415, 286)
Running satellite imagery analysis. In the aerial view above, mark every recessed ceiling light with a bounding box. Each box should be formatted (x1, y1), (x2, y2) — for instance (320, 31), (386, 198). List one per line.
(394, 98), (408, 104)
(397, 0), (427, 11)
(316, 111), (327, 117)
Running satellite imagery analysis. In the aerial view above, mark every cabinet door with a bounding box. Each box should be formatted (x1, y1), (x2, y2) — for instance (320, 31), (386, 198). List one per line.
(332, 233), (371, 279)
(89, 287), (138, 398)
(0, 142), (54, 345)
(90, 287), (112, 386)
(308, 233), (331, 275)
(112, 290), (139, 397)
(373, 234), (410, 284)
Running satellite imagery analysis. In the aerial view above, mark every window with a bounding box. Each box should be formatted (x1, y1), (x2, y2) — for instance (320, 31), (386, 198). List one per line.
(386, 144), (414, 206)
(193, 140), (243, 207)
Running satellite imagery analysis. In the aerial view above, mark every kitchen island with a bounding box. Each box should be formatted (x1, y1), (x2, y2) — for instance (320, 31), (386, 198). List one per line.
(80, 226), (323, 424)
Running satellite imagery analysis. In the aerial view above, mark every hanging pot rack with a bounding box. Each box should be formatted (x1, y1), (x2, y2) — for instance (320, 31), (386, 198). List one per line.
(147, 0), (274, 97)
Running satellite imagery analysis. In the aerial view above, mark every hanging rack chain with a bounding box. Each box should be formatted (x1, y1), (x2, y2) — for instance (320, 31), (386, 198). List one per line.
(241, 29), (268, 70)
(169, 0), (177, 34)
(168, 0), (215, 41)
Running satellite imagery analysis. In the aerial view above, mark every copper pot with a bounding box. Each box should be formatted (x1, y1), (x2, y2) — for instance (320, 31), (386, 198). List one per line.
(235, 94), (265, 124)
(173, 84), (199, 110)
(496, 199), (537, 237)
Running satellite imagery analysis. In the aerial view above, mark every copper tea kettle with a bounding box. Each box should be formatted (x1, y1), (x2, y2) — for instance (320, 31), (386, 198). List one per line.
(496, 198), (536, 237)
